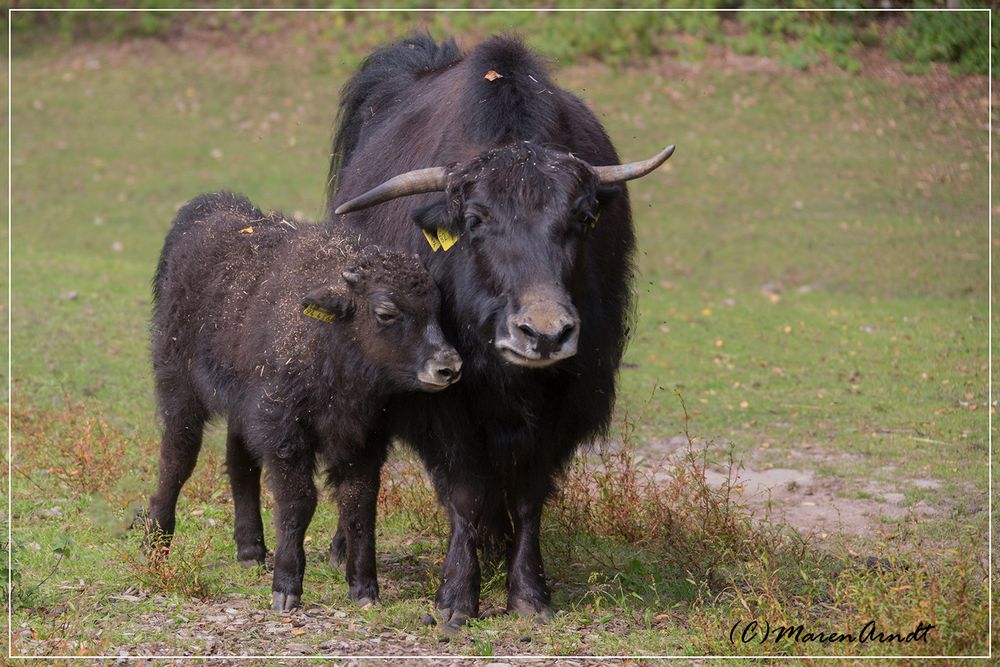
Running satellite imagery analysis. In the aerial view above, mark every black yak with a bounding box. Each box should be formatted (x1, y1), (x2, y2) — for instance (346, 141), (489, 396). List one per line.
(324, 34), (675, 630)
(145, 192), (462, 610)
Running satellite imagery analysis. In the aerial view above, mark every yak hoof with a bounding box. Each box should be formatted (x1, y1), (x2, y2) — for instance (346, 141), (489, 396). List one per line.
(355, 596), (376, 609)
(420, 612), (437, 627)
(271, 591), (302, 611)
(238, 558), (264, 569)
(436, 607), (469, 637)
(508, 597), (553, 623)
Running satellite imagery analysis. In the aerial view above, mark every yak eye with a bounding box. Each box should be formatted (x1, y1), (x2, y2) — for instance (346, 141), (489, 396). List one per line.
(374, 306), (399, 324)
(464, 212), (483, 230)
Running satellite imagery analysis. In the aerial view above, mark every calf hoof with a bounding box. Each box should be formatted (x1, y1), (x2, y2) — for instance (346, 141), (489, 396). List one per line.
(236, 543), (266, 566)
(271, 591), (302, 611)
(508, 596), (553, 623)
(348, 581), (379, 606)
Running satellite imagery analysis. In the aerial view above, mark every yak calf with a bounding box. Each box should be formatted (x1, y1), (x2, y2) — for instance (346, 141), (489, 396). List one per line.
(146, 192), (461, 610)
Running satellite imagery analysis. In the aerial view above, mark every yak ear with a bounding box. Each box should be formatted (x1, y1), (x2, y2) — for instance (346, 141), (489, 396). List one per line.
(301, 285), (354, 321)
(595, 183), (623, 202)
(411, 200), (460, 234)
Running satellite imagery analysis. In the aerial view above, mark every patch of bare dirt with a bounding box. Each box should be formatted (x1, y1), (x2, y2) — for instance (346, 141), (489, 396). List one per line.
(636, 435), (948, 539)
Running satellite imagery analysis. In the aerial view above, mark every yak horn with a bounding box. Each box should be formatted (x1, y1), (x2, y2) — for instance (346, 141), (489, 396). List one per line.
(591, 145), (675, 184)
(334, 167), (449, 215)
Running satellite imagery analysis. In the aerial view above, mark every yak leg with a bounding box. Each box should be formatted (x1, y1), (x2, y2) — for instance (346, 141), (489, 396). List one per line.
(478, 491), (513, 567)
(506, 478), (552, 619)
(267, 452), (318, 611)
(225, 422), (266, 567)
(333, 456), (382, 605)
(327, 522), (347, 569)
(435, 476), (485, 630)
(146, 391), (207, 548)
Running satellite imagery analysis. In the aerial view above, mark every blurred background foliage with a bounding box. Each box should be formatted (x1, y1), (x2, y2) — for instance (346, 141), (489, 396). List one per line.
(7, 1), (995, 77)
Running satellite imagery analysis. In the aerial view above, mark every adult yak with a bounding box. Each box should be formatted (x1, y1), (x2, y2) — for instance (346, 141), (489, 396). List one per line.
(327, 34), (673, 630)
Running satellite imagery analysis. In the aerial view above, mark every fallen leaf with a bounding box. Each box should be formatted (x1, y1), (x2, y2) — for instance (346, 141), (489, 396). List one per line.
(240, 226), (254, 235)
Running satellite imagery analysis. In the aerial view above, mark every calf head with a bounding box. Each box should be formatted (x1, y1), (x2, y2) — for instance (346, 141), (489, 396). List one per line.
(335, 142), (674, 369)
(302, 246), (461, 391)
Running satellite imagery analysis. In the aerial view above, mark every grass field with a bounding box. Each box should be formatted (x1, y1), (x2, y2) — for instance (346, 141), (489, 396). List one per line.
(5, 13), (993, 661)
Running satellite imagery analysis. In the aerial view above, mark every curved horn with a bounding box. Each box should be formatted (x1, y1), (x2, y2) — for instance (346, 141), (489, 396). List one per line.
(591, 144), (675, 184)
(334, 167), (448, 215)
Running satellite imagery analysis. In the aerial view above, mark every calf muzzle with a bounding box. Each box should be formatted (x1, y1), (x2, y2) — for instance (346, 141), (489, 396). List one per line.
(417, 347), (462, 390)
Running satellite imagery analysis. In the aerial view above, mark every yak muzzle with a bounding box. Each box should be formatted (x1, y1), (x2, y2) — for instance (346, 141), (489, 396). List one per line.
(417, 347), (463, 391)
(495, 288), (580, 368)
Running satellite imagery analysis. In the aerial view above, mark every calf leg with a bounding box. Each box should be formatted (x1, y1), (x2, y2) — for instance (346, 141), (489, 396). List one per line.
(506, 479), (552, 618)
(225, 423), (266, 567)
(146, 393), (207, 546)
(434, 477), (485, 630)
(267, 453), (318, 611)
(332, 457), (382, 605)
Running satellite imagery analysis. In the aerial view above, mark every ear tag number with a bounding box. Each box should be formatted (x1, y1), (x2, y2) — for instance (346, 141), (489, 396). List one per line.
(422, 228), (442, 252)
(437, 227), (459, 251)
(303, 304), (336, 323)
(423, 228), (460, 252)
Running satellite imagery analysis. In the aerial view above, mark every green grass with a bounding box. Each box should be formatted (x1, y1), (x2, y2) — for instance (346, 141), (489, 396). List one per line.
(7, 17), (991, 659)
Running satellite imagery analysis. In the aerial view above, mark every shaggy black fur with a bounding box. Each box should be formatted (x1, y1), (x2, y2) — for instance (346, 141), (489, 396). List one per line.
(146, 192), (459, 610)
(325, 35), (637, 627)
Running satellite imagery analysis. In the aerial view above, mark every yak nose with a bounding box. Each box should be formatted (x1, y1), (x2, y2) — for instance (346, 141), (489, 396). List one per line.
(513, 316), (578, 358)
(418, 347), (462, 390)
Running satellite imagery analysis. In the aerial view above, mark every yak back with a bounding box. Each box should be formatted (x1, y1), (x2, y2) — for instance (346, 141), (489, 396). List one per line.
(327, 33), (621, 214)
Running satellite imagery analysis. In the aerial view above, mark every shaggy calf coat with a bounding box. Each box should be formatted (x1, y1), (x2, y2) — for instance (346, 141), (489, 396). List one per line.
(146, 192), (461, 610)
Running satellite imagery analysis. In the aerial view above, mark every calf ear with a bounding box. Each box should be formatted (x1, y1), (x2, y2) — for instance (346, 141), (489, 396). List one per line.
(301, 285), (354, 322)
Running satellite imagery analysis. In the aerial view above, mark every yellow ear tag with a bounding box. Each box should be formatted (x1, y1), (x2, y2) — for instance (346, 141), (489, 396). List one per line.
(437, 227), (459, 251)
(303, 304), (336, 323)
(422, 228), (442, 252)
(590, 212), (601, 229)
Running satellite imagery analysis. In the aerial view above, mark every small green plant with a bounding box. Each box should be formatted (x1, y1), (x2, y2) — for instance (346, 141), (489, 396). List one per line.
(11, 535), (75, 609)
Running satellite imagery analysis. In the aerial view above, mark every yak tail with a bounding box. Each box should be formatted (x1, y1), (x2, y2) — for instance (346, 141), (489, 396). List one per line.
(325, 33), (461, 218)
